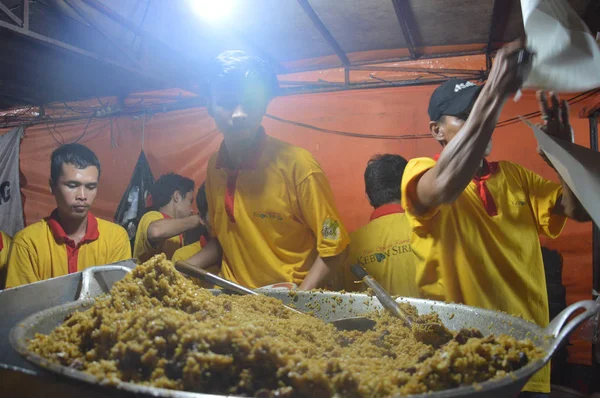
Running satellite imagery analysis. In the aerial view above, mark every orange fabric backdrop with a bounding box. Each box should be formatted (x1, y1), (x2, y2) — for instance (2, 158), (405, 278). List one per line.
(16, 86), (593, 365)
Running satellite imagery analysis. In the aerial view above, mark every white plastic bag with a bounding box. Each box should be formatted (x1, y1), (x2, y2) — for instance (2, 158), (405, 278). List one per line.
(521, 0), (600, 92)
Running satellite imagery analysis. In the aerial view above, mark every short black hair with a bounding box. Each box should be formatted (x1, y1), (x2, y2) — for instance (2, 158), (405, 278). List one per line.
(148, 173), (195, 211)
(196, 182), (207, 218)
(205, 50), (279, 101)
(50, 143), (101, 185)
(364, 154), (409, 209)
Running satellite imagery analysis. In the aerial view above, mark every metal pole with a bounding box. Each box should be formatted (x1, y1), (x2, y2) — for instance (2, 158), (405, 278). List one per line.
(590, 111), (599, 384)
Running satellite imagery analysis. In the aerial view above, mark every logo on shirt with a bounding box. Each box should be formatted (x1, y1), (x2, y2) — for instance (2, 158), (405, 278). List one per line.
(253, 211), (283, 221)
(510, 199), (526, 207)
(321, 218), (341, 240)
(357, 242), (412, 266)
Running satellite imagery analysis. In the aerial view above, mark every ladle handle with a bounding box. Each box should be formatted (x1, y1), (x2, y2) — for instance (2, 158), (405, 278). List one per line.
(350, 264), (413, 325)
(175, 261), (258, 296)
(543, 300), (600, 359)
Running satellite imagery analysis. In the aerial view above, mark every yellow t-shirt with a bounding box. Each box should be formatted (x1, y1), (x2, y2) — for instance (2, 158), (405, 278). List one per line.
(341, 205), (419, 297)
(401, 157), (566, 393)
(206, 132), (349, 289)
(133, 211), (182, 263)
(171, 240), (219, 288)
(5, 211), (131, 288)
(0, 231), (12, 287)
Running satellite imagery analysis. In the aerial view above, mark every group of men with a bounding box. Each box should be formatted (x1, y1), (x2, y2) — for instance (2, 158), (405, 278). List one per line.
(0, 42), (591, 397)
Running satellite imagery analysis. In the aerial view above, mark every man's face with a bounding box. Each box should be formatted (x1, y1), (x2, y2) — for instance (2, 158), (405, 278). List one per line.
(432, 115), (493, 157)
(51, 163), (99, 220)
(174, 191), (194, 219)
(209, 83), (269, 142)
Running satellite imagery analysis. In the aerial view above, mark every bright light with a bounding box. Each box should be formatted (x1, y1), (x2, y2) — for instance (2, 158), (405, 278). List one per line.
(190, 0), (234, 22)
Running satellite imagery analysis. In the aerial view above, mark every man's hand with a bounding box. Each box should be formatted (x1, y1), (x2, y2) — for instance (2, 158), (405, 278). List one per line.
(536, 91), (574, 168)
(485, 39), (532, 98)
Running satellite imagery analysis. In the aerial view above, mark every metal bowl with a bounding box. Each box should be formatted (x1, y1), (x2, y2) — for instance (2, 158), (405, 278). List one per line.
(9, 266), (600, 398)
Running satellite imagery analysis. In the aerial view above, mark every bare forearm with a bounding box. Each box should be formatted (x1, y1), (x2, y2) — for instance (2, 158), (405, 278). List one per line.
(299, 247), (349, 291)
(185, 238), (222, 269)
(147, 215), (201, 241)
(554, 176), (590, 222)
(417, 91), (504, 210)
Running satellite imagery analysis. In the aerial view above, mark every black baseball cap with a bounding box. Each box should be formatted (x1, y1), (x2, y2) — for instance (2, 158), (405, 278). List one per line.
(428, 78), (483, 121)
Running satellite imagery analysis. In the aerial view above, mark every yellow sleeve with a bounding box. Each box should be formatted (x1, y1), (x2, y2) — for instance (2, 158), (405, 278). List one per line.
(516, 164), (567, 238)
(133, 211), (163, 261)
(107, 225), (132, 263)
(401, 158), (446, 301)
(5, 238), (39, 288)
(297, 172), (349, 258)
(172, 242), (202, 263)
(401, 157), (440, 221)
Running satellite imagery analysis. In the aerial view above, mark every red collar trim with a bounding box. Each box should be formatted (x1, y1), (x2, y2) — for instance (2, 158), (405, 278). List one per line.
(433, 153), (499, 216)
(46, 209), (100, 248)
(0, 232), (3, 251)
(370, 203), (404, 221)
(216, 127), (267, 170)
(160, 212), (172, 219)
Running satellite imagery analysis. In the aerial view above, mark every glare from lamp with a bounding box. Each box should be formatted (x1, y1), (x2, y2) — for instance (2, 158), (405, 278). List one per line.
(190, 0), (234, 22)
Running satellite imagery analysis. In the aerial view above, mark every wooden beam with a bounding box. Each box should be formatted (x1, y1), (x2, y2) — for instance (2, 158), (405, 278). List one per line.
(22, 0), (28, 30)
(280, 77), (449, 96)
(0, 0), (22, 26)
(391, 0), (418, 60)
(485, 0), (502, 70)
(0, 19), (161, 83)
(349, 65), (483, 77)
(296, 0), (350, 66)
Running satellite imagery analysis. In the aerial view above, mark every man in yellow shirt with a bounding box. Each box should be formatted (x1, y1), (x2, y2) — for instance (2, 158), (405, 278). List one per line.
(133, 173), (203, 263)
(5, 144), (131, 288)
(187, 51), (349, 290)
(401, 42), (589, 397)
(172, 183), (211, 263)
(172, 183), (217, 288)
(0, 230), (11, 288)
(341, 155), (418, 297)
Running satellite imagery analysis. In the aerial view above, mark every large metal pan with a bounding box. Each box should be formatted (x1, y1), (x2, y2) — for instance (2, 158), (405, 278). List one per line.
(10, 272), (600, 398)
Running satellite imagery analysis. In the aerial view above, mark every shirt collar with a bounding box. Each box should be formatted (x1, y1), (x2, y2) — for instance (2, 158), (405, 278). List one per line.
(216, 127), (267, 170)
(433, 153), (498, 179)
(46, 209), (100, 248)
(370, 203), (404, 221)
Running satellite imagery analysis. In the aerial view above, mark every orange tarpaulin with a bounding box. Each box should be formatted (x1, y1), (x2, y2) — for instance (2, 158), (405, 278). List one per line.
(14, 86), (593, 366)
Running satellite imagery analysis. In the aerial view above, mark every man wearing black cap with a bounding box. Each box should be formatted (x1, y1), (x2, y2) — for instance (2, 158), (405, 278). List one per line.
(401, 42), (588, 397)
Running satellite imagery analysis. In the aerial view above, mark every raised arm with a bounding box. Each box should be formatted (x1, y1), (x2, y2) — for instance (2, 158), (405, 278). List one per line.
(410, 41), (528, 215)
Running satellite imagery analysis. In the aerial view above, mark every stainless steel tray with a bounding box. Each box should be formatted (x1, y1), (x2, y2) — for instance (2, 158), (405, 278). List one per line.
(0, 260), (135, 372)
(9, 264), (600, 398)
